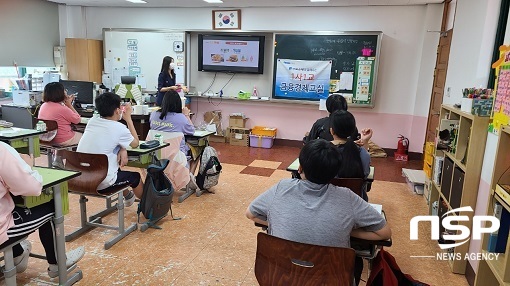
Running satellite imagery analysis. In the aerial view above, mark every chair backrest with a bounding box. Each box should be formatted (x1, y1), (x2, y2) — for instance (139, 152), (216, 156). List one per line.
(35, 118), (58, 143)
(330, 177), (364, 197)
(255, 233), (355, 286)
(62, 150), (108, 194)
(146, 130), (189, 190)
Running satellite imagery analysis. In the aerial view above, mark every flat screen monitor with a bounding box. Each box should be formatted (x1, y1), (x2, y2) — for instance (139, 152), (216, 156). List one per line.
(198, 34), (265, 74)
(121, 76), (136, 84)
(60, 80), (94, 105)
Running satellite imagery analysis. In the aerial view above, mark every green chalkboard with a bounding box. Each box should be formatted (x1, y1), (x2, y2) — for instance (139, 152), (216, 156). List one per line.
(272, 32), (382, 107)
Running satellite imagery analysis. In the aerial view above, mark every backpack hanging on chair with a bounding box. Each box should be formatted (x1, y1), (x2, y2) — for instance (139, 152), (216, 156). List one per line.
(137, 159), (180, 232)
(196, 146), (222, 192)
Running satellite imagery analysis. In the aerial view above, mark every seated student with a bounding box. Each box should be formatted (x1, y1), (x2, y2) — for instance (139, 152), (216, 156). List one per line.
(77, 92), (142, 207)
(330, 110), (371, 200)
(304, 94), (373, 149)
(0, 142), (84, 278)
(38, 82), (82, 168)
(246, 139), (391, 285)
(149, 90), (198, 190)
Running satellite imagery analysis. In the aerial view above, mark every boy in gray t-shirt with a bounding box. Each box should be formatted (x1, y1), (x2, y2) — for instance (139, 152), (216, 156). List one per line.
(246, 139), (391, 248)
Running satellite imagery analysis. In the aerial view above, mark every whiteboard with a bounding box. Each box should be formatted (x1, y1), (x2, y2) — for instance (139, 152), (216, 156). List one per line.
(103, 29), (186, 92)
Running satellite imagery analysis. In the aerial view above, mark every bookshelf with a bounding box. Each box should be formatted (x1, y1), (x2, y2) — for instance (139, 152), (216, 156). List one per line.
(474, 125), (510, 286)
(428, 104), (490, 274)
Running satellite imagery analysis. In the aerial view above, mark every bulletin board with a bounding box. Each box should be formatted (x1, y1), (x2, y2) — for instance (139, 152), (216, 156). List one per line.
(272, 32), (382, 108)
(491, 45), (510, 133)
(103, 29), (186, 91)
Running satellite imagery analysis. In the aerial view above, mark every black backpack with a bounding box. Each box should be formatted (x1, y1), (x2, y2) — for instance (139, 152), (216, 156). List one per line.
(137, 159), (180, 232)
(196, 146), (222, 191)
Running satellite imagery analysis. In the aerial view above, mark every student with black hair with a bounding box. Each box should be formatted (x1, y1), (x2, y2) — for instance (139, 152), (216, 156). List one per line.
(246, 138), (390, 248)
(150, 90), (198, 190)
(38, 82), (82, 168)
(304, 94), (373, 149)
(330, 110), (371, 200)
(77, 92), (142, 207)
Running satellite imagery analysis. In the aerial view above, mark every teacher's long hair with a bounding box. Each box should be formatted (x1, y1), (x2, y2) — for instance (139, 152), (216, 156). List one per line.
(330, 110), (364, 179)
(160, 56), (175, 79)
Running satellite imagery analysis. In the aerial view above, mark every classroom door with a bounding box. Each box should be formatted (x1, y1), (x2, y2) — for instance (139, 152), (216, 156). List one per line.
(424, 0), (456, 145)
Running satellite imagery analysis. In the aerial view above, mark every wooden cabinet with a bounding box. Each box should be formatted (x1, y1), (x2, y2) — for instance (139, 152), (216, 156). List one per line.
(428, 104), (490, 274)
(65, 38), (103, 83)
(474, 125), (510, 286)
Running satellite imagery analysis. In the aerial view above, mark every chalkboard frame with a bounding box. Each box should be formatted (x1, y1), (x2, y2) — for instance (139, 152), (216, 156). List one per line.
(272, 31), (382, 108)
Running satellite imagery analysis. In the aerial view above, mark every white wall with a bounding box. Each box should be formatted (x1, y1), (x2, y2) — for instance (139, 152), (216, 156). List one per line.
(0, 0), (59, 66)
(81, 5), (437, 116)
(443, 0), (501, 104)
(56, 4), (442, 151)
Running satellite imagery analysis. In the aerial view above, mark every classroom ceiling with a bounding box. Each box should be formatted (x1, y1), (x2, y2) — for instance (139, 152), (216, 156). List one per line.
(47, 0), (444, 8)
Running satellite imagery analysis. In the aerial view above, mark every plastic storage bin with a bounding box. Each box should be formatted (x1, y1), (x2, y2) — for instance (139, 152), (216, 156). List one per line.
(249, 135), (274, 149)
(251, 126), (277, 137)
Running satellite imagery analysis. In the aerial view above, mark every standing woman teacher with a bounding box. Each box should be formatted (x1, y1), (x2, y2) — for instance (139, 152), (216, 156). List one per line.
(156, 56), (187, 106)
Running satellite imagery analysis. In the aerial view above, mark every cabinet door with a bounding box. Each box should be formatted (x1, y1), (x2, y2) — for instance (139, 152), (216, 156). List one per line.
(441, 157), (454, 201)
(450, 166), (464, 209)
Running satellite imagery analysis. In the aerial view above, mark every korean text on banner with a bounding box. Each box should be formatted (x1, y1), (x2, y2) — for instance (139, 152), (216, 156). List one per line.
(274, 59), (332, 100)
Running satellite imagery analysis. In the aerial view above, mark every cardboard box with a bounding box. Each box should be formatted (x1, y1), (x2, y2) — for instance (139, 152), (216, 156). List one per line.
(229, 115), (248, 128)
(204, 111), (224, 136)
(230, 127), (250, 146)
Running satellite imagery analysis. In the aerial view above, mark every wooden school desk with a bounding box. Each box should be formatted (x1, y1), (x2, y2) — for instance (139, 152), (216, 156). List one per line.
(126, 141), (169, 168)
(0, 127), (45, 164)
(21, 167), (83, 285)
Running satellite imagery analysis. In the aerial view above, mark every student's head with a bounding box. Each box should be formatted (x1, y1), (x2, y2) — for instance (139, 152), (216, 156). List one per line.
(326, 94), (348, 114)
(161, 56), (175, 73)
(299, 139), (341, 184)
(330, 110), (364, 178)
(330, 110), (356, 139)
(43, 82), (66, 103)
(95, 92), (122, 118)
(159, 90), (182, 120)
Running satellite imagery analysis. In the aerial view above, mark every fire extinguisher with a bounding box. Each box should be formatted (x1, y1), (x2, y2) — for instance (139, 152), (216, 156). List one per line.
(396, 134), (409, 155)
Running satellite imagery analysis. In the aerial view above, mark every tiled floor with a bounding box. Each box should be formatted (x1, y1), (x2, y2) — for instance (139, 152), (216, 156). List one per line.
(8, 142), (468, 286)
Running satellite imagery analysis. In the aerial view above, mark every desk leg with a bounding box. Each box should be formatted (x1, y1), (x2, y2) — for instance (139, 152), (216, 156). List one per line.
(53, 184), (83, 285)
(28, 137), (35, 166)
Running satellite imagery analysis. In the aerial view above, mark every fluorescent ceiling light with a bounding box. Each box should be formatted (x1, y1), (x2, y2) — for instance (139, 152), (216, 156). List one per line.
(126, 0), (147, 3)
(310, 0), (329, 2)
(204, 0), (223, 3)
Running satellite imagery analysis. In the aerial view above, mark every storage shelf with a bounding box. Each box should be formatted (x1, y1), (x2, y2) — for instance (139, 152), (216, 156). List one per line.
(438, 191), (454, 213)
(443, 151), (466, 172)
(475, 123), (510, 285)
(484, 251), (509, 285)
(431, 104), (490, 276)
(442, 104), (476, 120)
(495, 193), (510, 213)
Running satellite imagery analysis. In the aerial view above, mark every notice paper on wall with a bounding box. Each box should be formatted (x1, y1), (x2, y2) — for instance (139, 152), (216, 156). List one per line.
(112, 67), (129, 86)
(104, 58), (113, 74)
(338, 72), (354, 90)
(319, 98), (327, 111)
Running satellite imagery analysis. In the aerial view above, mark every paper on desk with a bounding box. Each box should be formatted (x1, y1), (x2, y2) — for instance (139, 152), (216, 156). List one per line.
(339, 72), (354, 90)
(319, 99), (327, 110)
(370, 203), (383, 214)
(116, 84), (128, 98)
(131, 85), (143, 103)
